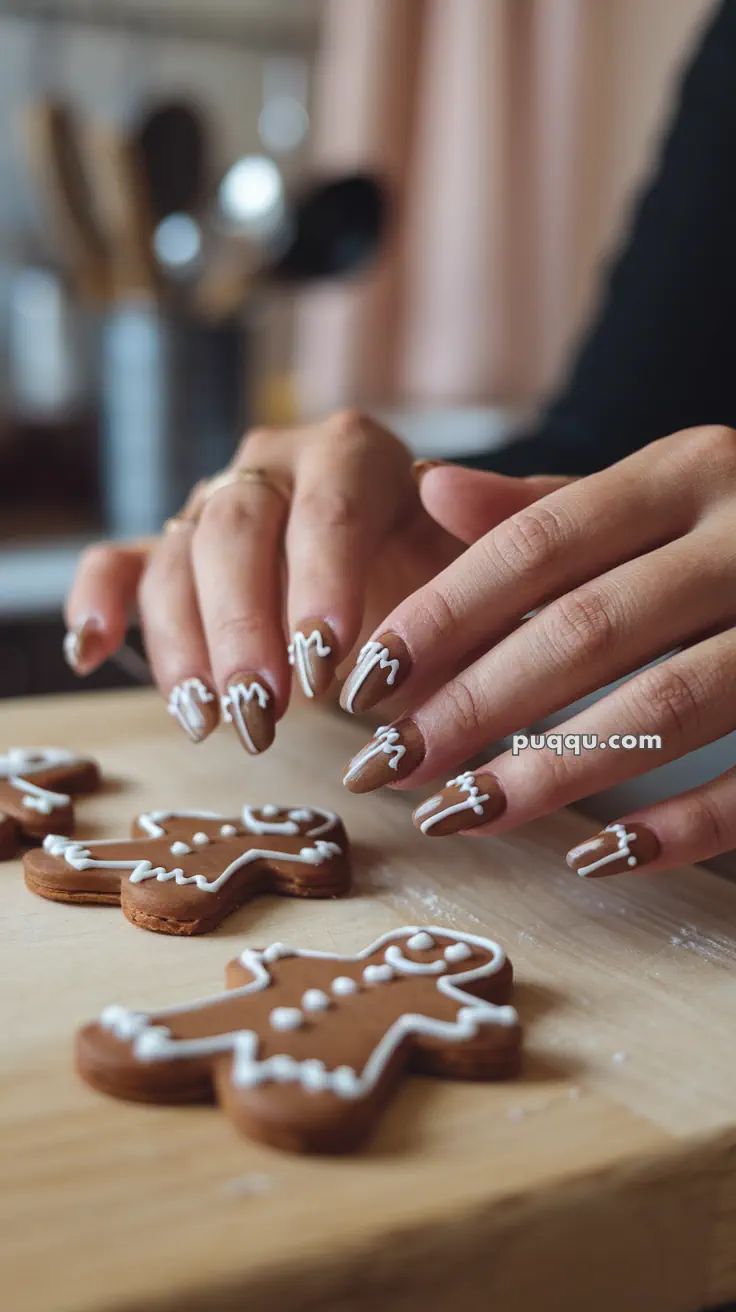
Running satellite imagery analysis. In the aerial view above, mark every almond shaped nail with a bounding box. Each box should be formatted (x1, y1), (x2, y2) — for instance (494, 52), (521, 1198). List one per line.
(343, 720), (425, 794)
(63, 617), (104, 676)
(340, 633), (411, 715)
(288, 618), (337, 699)
(167, 677), (219, 744)
(566, 822), (660, 878)
(221, 674), (275, 755)
(413, 771), (505, 837)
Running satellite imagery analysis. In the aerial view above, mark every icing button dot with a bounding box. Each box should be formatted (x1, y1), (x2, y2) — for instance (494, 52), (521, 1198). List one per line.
(363, 964), (394, 985)
(406, 932), (435, 951)
(331, 976), (358, 996)
(444, 942), (473, 964)
(302, 989), (331, 1012)
(170, 841), (191, 857)
(288, 808), (312, 822)
(192, 832), (210, 846)
(261, 804), (280, 817)
(269, 1007), (304, 1032)
(220, 824), (237, 837)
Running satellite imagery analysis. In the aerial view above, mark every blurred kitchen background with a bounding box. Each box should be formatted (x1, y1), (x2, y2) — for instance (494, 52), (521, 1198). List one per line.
(0, 0), (717, 698)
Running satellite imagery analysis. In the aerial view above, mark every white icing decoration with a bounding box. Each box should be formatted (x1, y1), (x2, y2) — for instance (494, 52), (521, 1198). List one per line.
(385, 945), (446, 976)
(221, 681), (270, 753)
(302, 989), (330, 1012)
(220, 825), (237, 837)
(0, 747), (79, 778)
(331, 976), (358, 996)
(98, 927), (516, 1103)
(269, 1007), (303, 1032)
(406, 932), (434, 951)
(571, 823), (639, 877)
(344, 641), (400, 713)
(418, 772), (491, 834)
(241, 805), (338, 840)
(10, 776), (70, 814)
(363, 964), (394, 985)
(444, 942), (472, 963)
(192, 832), (210, 846)
(167, 679), (214, 738)
(287, 629), (332, 699)
(262, 943), (295, 963)
(343, 726), (406, 783)
(170, 842), (191, 857)
(137, 810), (224, 839)
(43, 832), (341, 895)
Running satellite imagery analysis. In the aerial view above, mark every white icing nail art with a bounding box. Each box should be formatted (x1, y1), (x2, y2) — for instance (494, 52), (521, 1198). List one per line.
(418, 772), (491, 834)
(167, 679), (215, 742)
(571, 823), (639, 877)
(288, 630), (332, 699)
(343, 726), (405, 784)
(344, 641), (400, 713)
(221, 680), (270, 754)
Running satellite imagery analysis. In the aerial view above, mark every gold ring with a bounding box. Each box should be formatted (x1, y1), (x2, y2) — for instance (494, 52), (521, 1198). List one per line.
(203, 467), (289, 504)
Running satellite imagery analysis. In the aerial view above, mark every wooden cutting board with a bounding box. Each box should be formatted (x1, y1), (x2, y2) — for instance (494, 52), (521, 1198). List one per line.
(2, 688), (735, 1312)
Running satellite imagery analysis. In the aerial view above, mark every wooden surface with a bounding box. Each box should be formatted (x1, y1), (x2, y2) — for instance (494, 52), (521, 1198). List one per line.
(2, 688), (736, 1312)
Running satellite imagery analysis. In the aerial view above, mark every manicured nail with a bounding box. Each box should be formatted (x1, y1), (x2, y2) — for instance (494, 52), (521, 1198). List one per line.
(566, 822), (660, 878)
(167, 677), (219, 744)
(412, 459), (445, 484)
(413, 770), (505, 837)
(221, 673), (275, 755)
(63, 616), (105, 676)
(288, 618), (337, 699)
(340, 632), (411, 715)
(343, 720), (425, 794)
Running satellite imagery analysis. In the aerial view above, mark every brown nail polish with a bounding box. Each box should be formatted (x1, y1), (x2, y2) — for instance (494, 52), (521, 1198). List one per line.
(167, 677), (219, 744)
(413, 771), (505, 837)
(221, 673), (275, 755)
(412, 459), (445, 484)
(340, 632), (411, 715)
(566, 822), (660, 878)
(288, 618), (337, 699)
(343, 720), (425, 794)
(63, 617), (104, 676)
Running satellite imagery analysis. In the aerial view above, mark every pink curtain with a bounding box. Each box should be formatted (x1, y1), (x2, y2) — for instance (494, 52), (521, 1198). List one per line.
(294, 0), (612, 416)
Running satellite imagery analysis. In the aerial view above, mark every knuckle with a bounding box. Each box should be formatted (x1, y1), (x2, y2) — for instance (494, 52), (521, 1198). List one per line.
(236, 425), (273, 460)
(209, 611), (271, 651)
(543, 588), (618, 668)
(409, 586), (459, 647)
(674, 425), (736, 478)
(197, 488), (258, 535)
(491, 504), (568, 583)
(632, 664), (704, 741)
(441, 675), (488, 740)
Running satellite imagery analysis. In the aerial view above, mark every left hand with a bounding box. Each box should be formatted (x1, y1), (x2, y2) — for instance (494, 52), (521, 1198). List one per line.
(341, 425), (736, 879)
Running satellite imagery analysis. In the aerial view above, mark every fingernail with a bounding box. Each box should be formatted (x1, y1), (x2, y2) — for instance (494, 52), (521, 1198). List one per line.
(221, 674), (275, 755)
(167, 677), (219, 744)
(288, 618), (337, 699)
(566, 822), (660, 878)
(412, 459), (445, 484)
(413, 770), (505, 837)
(343, 720), (425, 794)
(63, 616), (105, 676)
(340, 632), (411, 715)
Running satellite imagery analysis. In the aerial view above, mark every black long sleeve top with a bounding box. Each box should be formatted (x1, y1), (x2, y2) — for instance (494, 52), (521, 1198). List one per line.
(473, 0), (736, 478)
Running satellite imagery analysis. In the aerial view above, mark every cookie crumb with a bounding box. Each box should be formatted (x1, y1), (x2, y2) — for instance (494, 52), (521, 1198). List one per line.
(612, 1050), (628, 1066)
(222, 1173), (273, 1198)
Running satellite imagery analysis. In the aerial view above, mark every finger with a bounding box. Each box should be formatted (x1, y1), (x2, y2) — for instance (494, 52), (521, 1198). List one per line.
(566, 763), (736, 877)
(401, 629), (736, 836)
(285, 413), (417, 702)
(341, 431), (703, 717)
(138, 525), (219, 744)
(64, 539), (153, 675)
(191, 476), (289, 753)
(419, 465), (573, 545)
(360, 528), (735, 791)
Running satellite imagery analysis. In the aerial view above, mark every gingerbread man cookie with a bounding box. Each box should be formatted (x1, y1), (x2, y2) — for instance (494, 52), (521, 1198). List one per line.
(77, 926), (521, 1153)
(0, 747), (100, 859)
(24, 804), (350, 934)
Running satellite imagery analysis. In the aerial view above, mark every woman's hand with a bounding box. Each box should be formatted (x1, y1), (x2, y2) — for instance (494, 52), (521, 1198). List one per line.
(65, 411), (558, 751)
(340, 424), (736, 878)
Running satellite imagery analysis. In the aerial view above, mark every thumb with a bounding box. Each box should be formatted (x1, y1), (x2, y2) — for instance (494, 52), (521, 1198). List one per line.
(416, 464), (575, 545)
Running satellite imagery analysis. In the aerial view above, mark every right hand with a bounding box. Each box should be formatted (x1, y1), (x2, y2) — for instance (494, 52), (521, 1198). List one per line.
(63, 409), (565, 751)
